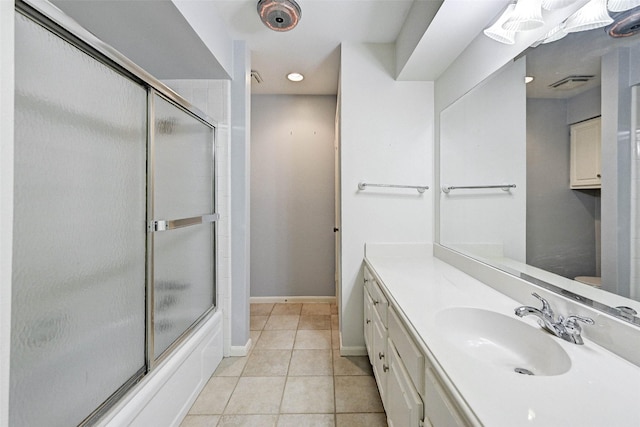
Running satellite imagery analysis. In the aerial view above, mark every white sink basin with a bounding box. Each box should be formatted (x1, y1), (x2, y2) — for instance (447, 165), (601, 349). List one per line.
(435, 307), (571, 376)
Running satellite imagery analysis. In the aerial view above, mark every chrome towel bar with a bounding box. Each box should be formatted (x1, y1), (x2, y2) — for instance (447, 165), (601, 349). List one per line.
(441, 184), (516, 194)
(148, 213), (219, 232)
(358, 182), (429, 194)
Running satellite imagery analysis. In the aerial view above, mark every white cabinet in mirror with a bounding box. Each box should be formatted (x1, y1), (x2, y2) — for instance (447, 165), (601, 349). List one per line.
(437, 19), (640, 326)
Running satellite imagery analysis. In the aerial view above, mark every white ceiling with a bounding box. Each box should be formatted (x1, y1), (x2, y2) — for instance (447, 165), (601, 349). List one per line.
(211, 0), (416, 95)
(50, 0), (512, 95)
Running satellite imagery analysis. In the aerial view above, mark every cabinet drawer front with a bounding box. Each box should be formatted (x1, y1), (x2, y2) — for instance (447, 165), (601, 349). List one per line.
(364, 288), (373, 365)
(364, 267), (388, 326)
(372, 307), (388, 405)
(389, 307), (424, 394)
(387, 341), (424, 427)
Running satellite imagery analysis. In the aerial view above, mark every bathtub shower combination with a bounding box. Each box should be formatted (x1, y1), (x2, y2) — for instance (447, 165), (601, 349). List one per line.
(11, 2), (218, 425)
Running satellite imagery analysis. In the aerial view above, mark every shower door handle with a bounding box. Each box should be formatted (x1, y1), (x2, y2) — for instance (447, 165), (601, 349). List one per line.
(148, 213), (219, 232)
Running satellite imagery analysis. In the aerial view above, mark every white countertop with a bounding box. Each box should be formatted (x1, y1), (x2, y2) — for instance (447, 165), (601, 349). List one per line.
(364, 243), (640, 427)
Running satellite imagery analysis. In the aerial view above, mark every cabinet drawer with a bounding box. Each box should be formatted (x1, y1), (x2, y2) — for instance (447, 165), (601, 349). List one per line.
(389, 307), (424, 394)
(363, 288), (373, 365)
(372, 307), (388, 405)
(364, 267), (388, 327)
(424, 364), (468, 427)
(386, 340), (424, 427)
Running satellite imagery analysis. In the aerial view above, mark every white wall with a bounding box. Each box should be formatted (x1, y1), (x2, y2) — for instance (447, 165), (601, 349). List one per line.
(439, 58), (526, 262)
(339, 43), (433, 352)
(229, 41), (251, 350)
(251, 95), (337, 297)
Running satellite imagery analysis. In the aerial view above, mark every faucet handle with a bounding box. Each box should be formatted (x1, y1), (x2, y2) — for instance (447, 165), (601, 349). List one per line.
(561, 315), (594, 345)
(564, 315), (595, 327)
(531, 293), (554, 318)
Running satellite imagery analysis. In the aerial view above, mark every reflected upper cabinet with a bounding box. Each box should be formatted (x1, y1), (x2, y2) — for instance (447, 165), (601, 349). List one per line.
(570, 117), (601, 189)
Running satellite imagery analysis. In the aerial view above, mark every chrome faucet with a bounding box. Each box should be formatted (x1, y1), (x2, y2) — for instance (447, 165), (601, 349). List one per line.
(514, 293), (594, 345)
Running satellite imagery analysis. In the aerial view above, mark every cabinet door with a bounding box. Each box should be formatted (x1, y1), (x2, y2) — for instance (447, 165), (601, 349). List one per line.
(364, 288), (374, 365)
(570, 117), (601, 189)
(387, 341), (424, 427)
(372, 308), (388, 406)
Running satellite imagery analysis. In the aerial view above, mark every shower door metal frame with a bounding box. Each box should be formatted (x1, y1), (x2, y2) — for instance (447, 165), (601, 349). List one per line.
(15, 0), (219, 423)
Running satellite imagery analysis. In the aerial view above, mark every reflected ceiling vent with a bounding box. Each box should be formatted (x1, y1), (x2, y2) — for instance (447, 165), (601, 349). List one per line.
(607, 7), (640, 37)
(251, 70), (263, 84)
(549, 75), (595, 90)
(257, 0), (301, 32)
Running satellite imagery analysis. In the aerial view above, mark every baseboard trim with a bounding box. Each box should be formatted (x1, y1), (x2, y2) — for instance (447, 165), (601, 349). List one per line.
(229, 338), (252, 357)
(250, 296), (337, 304)
(339, 346), (367, 356)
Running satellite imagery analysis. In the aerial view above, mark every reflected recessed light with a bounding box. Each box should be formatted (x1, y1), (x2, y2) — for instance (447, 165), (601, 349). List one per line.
(525, 76), (535, 84)
(287, 72), (304, 82)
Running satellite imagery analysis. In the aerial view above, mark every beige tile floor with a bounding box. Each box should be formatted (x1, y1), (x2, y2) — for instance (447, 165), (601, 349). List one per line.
(180, 303), (388, 427)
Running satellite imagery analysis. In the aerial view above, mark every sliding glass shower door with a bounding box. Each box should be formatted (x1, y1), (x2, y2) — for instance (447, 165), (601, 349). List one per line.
(150, 93), (216, 360)
(12, 12), (147, 426)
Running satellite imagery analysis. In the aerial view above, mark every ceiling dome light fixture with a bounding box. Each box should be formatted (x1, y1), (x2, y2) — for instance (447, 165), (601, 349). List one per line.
(257, 0), (302, 32)
(287, 72), (304, 82)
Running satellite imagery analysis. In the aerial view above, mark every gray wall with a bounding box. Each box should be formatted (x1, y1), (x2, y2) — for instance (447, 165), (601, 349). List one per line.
(601, 48), (632, 297)
(527, 98), (599, 279)
(250, 95), (336, 297)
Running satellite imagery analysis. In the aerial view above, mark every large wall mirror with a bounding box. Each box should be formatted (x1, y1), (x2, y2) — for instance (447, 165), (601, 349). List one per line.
(439, 11), (640, 322)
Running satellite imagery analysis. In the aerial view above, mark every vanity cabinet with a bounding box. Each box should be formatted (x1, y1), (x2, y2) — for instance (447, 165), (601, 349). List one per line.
(570, 117), (601, 189)
(363, 266), (425, 426)
(364, 264), (471, 427)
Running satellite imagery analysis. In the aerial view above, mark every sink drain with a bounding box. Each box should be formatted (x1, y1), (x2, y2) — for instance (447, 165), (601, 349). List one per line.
(514, 367), (534, 376)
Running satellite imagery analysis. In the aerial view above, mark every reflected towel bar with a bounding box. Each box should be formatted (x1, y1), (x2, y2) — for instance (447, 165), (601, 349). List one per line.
(148, 213), (219, 232)
(441, 184), (516, 194)
(358, 182), (429, 194)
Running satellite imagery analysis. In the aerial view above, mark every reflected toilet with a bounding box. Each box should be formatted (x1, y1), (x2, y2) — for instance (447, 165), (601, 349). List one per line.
(574, 276), (602, 288)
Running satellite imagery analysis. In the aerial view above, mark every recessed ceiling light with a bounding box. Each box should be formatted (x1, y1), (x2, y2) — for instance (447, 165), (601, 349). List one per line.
(525, 76), (535, 84)
(287, 72), (304, 82)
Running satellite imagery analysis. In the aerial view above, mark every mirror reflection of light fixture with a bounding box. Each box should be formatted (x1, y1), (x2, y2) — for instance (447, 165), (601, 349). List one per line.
(607, 7), (640, 36)
(503, 0), (545, 31)
(608, 0), (640, 12)
(541, 0), (579, 10)
(564, 0), (613, 32)
(540, 22), (569, 43)
(484, 4), (517, 44)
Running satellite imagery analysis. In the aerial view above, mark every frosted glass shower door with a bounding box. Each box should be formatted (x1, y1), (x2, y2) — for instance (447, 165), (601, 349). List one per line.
(151, 93), (216, 359)
(12, 12), (147, 427)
